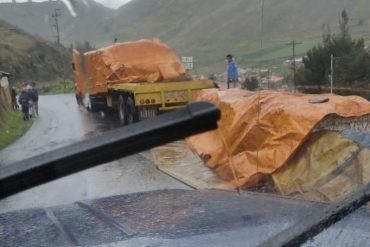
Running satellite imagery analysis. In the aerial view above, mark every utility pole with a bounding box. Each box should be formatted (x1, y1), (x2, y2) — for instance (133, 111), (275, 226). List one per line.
(330, 54), (334, 94)
(260, 0), (264, 50)
(286, 40), (302, 92)
(51, 9), (61, 45)
(258, 0), (265, 88)
(51, 8), (66, 89)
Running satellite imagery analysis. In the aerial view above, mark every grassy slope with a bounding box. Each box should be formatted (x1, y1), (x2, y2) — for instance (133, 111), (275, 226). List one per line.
(0, 110), (32, 150)
(0, 20), (71, 83)
(1, 0), (370, 72)
(37, 79), (75, 95)
(112, 0), (370, 70)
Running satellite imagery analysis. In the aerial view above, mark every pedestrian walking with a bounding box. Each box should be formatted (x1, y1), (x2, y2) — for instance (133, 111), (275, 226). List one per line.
(226, 54), (239, 89)
(18, 85), (30, 121)
(30, 82), (39, 116)
(11, 86), (19, 110)
(26, 83), (35, 119)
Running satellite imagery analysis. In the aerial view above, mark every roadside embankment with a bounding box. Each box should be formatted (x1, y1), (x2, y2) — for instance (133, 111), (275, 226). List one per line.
(0, 110), (32, 150)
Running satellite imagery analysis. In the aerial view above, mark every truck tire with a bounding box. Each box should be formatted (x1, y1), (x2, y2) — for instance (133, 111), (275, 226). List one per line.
(118, 95), (126, 125)
(76, 94), (82, 106)
(87, 96), (98, 112)
(126, 96), (136, 125)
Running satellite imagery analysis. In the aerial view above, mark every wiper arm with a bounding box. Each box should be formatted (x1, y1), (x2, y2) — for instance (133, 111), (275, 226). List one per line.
(0, 102), (220, 199)
(258, 182), (370, 247)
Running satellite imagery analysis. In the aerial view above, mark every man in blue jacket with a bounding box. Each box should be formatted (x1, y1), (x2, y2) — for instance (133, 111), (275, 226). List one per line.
(226, 54), (239, 89)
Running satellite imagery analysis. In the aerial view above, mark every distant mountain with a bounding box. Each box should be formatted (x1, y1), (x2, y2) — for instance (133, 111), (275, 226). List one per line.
(0, 0), (113, 45)
(0, 20), (70, 82)
(111, 0), (370, 68)
(1, 0), (370, 70)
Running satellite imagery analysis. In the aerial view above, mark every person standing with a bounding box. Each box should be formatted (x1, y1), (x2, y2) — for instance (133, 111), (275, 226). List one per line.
(26, 83), (34, 119)
(226, 54), (239, 89)
(11, 86), (19, 110)
(18, 85), (30, 121)
(31, 82), (39, 116)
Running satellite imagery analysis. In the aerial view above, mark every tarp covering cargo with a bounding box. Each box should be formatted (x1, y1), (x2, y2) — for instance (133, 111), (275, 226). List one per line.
(73, 39), (186, 95)
(272, 130), (370, 201)
(187, 89), (370, 189)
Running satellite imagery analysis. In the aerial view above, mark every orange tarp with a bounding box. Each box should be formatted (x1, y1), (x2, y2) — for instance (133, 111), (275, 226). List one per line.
(73, 39), (185, 95)
(187, 89), (370, 189)
(272, 131), (370, 201)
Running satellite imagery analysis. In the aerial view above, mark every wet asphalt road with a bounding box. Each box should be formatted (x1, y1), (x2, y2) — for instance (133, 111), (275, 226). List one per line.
(0, 94), (188, 213)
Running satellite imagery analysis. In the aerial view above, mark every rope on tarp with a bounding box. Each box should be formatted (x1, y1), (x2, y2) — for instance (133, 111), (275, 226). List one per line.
(255, 0), (265, 192)
(218, 129), (241, 195)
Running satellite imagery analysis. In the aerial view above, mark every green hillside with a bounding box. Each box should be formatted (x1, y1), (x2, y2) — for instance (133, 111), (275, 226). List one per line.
(1, 0), (370, 72)
(112, 0), (370, 69)
(0, 20), (70, 82)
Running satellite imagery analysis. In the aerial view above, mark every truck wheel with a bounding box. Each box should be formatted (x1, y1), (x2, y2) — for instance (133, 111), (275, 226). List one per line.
(118, 95), (126, 125)
(126, 96), (136, 125)
(87, 96), (98, 112)
(76, 94), (81, 106)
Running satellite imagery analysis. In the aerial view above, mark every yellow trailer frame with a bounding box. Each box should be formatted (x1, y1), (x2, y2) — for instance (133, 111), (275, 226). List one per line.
(107, 80), (215, 111)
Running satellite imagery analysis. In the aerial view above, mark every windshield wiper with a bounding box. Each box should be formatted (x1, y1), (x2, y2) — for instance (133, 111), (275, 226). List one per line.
(0, 102), (220, 199)
(258, 182), (370, 247)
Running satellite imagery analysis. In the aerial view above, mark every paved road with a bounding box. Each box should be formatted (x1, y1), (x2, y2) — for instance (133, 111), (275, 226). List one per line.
(0, 94), (188, 213)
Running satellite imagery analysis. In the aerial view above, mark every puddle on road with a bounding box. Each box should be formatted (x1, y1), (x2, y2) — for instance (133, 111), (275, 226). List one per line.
(77, 108), (122, 139)
(152, 141), (229, 189)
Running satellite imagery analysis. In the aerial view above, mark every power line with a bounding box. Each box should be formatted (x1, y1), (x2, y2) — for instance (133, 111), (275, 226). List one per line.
(260, 0), (264, 50)
(255, 0), (264, 193)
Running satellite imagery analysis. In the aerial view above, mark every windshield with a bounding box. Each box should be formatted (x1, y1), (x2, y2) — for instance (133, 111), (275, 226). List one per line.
(1, 1), (370, 246)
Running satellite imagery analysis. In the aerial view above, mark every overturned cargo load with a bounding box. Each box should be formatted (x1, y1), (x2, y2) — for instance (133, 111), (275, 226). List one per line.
(73, 39), (186, 96)
(187, 89), (370, 200)
(272, 129), (370, 201)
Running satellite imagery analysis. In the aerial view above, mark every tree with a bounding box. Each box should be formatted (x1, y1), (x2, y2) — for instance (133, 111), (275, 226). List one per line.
(297, 10), (370, 87)
(339, 9), (350, 41)
(243, 77), (259, 91)
(74, 41), (95, 53)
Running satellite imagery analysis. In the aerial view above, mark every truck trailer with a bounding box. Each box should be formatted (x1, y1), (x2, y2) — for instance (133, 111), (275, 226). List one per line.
(72, 39), (215, 124)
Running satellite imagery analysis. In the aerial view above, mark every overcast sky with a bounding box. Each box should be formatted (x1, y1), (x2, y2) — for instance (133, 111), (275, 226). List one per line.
(95, 0), (131, 9)
(0, 0), (132, 9)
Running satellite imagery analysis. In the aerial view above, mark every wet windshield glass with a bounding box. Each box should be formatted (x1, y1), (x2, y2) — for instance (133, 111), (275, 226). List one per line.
(1, 0), (370, 246)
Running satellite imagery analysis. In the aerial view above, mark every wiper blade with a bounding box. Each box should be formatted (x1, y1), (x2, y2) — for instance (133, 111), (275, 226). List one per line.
(0, 102), (220, 199)
(258, 182), (370, 247)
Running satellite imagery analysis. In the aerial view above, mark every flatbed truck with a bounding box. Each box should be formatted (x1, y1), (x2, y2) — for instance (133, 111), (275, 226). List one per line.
(73, 39), (215, 124)
(83, 79), (215, 124)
